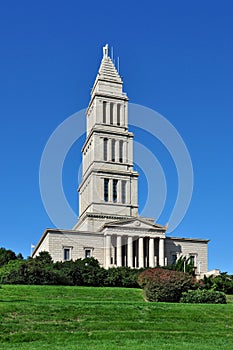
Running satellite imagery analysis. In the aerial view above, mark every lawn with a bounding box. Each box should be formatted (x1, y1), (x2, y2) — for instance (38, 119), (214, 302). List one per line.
(0, 285), (232, 350)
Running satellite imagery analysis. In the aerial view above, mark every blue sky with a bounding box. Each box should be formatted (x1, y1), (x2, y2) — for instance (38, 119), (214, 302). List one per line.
(0, 1), (232, 273)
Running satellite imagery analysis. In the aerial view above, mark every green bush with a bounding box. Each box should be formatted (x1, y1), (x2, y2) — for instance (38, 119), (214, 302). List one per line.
(180, 289), (227, 304)
(105, 267), (141, 288)
(66, 258), (107, 286)
(138, 268), (194, 302)
(0, 259), (71, 285)
(0, 247), (141, 288)
(200, 273), (233, 294)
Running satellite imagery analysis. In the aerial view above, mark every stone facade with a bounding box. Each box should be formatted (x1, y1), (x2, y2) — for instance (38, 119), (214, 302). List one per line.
(36, 230), (105, 265)
(33, 44), (209, 275)
(165, 237), (208, 274)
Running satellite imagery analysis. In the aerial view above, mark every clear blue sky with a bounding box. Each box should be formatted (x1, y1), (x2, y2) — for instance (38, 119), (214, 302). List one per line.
(1, 0), (232, 273)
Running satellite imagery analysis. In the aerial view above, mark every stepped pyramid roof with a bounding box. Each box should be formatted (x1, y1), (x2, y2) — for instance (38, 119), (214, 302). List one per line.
(93, 44), (122, 86)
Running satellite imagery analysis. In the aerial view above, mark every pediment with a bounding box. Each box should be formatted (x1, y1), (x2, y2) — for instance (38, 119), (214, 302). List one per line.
(100, 217), (166, 232)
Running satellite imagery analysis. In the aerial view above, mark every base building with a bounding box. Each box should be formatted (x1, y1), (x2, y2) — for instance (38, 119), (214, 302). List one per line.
(33, 45), (209, 275)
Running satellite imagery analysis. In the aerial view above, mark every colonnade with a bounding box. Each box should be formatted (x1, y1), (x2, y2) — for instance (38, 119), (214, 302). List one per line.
(103, 101), (124, 126)
(103, 137), (128, 163)
(105, 235), (165, 268)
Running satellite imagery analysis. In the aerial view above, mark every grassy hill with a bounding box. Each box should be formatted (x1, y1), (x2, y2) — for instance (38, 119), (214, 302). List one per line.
(0, 285), (232, 350)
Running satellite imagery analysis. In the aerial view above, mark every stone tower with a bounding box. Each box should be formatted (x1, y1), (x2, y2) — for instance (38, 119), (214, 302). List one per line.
(74, 44), (139, 232)
(33, 44), (209, 274)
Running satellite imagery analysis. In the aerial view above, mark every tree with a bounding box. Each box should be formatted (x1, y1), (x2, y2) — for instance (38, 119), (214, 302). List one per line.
(170, 256), (195, 275)
(35, 251), (53, 264)
(0, 247), (17, 266)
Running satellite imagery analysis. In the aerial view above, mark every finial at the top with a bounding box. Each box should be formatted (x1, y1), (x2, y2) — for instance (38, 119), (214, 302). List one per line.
(103, 44), (109, 58)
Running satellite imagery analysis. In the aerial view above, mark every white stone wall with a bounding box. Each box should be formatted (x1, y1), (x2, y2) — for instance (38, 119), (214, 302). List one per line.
(34, 229), (208, 274)
(34, 231), (105, 266)
(165, 237), (208, 273)
(34, 233), (50, 253)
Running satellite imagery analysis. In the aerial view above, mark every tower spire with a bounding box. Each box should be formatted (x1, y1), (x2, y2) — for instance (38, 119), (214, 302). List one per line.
(103, 44), (109, 58)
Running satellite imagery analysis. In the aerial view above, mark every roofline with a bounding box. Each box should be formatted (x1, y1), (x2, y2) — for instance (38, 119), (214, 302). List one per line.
(32, 229), (50, 257)
(167, 236), (210, 243)
(101, 217), (167, 231)
(32, 228), (104, 257)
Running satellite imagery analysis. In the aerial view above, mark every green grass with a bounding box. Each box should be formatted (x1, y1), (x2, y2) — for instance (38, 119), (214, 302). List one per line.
(0, 285), (233, 350)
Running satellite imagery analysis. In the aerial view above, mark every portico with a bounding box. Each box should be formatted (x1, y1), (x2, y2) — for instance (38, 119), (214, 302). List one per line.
(104, 235), (165, 268)
(105, 235), (164, 268)
(102, 217), (166, 268)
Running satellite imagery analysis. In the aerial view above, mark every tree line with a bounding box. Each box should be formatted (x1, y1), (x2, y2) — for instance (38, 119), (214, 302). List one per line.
(0, 247), (232, 303)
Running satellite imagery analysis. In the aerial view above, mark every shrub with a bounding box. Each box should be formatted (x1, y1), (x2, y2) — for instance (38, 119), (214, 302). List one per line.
(180, 289), (227, 304)
(35, 251), (53, 264)
(0, 249), (142, 288)
(104, 267), (141, 288)
(138, 268), (194, 302)
(200, 273), (233, 294)
(0, 260), (24, 284)
(0, 258), (71, 285)
(65, 258), (107, 286)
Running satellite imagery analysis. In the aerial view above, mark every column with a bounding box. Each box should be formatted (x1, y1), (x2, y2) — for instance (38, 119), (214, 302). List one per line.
(138, 237), (144, 268)
(96, 99), (101, 124)
(159, 238), (165, 267)
(116, 235), (122, 267)
(105, 235), (111, 268)
(106, 102), (110, 124)
(109, 179), (113, 202)
(128, 139), (133, 165)
(149, 238), (155, 267)
(113, 103), (117, 125)
(123, 141), (127, 163)
(119, 180), (122, 204)
(123, 103), (127, 127)
(127, 236), (133, 268)
(108, 138), (112, 161)
(115, 140), (119, 162)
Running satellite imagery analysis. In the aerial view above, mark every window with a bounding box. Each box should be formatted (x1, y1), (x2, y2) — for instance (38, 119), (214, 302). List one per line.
(85, 249), (91, 258)
(103, 138), (108, 161)
(110, 102), (114, 124)
(111, 139), (115, 162)
(172, 254), (177, 265)
(64, 248), (71, 261)
(113, 179), (118, 202)
(117, 104), (121, 125)
(189, 255), (196, 266)
(119, 140), (123, 163)
(122, 180), (126, 204)
(103, 101), (107, 123)
(104, 178), (109, 202)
